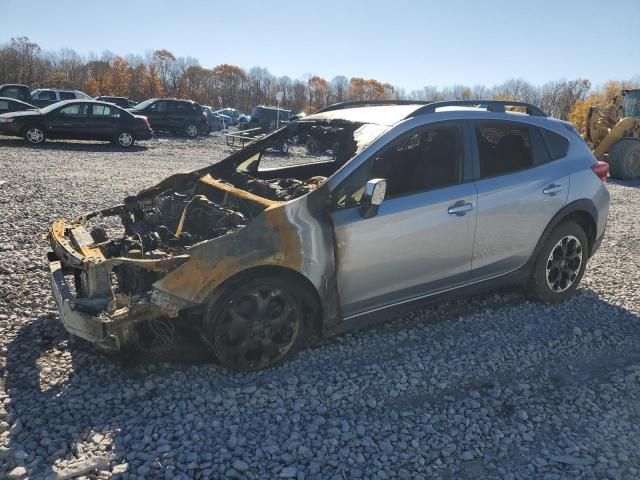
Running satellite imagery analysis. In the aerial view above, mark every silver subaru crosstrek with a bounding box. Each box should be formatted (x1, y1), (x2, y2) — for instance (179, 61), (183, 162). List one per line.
(48, 100), (610, 371)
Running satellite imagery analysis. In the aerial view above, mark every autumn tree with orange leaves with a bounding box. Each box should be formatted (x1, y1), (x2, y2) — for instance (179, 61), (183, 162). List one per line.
(0, 37), (637, 119)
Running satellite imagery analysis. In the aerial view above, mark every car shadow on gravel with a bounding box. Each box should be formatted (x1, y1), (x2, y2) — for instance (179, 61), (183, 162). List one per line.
(3, 287), (640, 478)
(0, 138), (148, 152)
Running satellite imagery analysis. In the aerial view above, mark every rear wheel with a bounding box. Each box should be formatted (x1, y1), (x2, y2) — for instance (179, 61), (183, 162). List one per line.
(114, 130), (135, 148)
(185, 123), (199, 139)
(204, 276), (307, 371)
(609, 139), (640, 180)
(526, 222), (588, 303)
(23, 125), (46, 145)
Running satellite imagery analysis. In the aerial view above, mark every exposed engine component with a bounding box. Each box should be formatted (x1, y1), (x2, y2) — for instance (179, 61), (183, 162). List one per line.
(227, 172), (327, 201)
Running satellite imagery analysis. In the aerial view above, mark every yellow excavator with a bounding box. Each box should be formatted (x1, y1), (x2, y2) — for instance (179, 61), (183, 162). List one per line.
(585, 89), (640, 179)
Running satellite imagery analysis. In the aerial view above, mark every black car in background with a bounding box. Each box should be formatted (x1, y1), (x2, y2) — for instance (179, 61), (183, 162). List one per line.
(0, 100), (152, 148)
(30, 89), (92, 107)
(246, 105), (292, 133)
(0, 84), (31, 103)
(127, 98), (209, 138)
(95, 96), (138, 108)
(0, 97), (37, 114)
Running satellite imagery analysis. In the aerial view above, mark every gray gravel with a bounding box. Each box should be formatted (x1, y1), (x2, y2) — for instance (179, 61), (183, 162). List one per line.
(1, 134), (640, 479)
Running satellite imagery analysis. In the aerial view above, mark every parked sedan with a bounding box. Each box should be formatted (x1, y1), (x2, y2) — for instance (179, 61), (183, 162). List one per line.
(0, 97), (37, 114)
(0, 100), (152, 147)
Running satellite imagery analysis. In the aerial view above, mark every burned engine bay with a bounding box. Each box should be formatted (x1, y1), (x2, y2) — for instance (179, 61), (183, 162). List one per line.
(87, 171), (327, 261)
(54, 118), (369, 303)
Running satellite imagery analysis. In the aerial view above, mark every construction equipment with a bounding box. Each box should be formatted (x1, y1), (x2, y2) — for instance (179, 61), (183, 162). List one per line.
(585, 89), (640, 179)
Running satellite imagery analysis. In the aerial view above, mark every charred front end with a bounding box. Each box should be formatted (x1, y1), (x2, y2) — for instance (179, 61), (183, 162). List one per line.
(47, 151), (328, 352)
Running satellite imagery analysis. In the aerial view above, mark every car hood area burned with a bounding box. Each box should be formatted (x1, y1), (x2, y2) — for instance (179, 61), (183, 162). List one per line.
(46, 122), (369, 352)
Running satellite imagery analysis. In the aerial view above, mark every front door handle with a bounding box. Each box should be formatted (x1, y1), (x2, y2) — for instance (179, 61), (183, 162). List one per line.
(543, 183), (564, 195)
(448, 201), (474, 216)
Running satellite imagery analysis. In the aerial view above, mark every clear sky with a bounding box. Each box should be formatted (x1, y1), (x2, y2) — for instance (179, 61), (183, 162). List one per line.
(2, 0), (638, 91)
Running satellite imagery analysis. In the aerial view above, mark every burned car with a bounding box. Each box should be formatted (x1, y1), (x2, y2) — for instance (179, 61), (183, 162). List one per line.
(48, 100), (609, 371)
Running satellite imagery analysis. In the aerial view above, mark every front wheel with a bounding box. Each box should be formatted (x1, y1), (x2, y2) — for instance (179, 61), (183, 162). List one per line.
(184, 123), (199, 139)
(114, 130), (135, 148)
(204, 276), (307, 371)
(526, 222), (589, 303)
(23, 125), (46, 145)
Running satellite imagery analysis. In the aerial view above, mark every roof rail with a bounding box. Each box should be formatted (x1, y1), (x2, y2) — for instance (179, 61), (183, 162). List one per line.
(408, 100), (548, 118)
(315, 100), (431, 114)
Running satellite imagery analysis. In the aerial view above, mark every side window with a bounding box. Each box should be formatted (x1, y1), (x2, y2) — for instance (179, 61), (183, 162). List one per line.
(0, 100), (9, 112)
(333, 123), (463, 209)
(539, 128), (569, 160)
(92, 104), (119, 117)
(58, 104), (88, 116)
(59, 91), (76, 100)
(475, 122), (533, 178)
(36, 90), (57, 100)
(176, 102), (188, 113)
(150, 101), (167, 113)
(371, 124), (462, 198)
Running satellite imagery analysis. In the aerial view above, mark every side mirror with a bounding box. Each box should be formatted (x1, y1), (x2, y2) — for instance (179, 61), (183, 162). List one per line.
(359, 178), (387, 219)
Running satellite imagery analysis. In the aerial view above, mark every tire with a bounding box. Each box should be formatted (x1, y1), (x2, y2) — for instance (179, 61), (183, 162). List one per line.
(114, 130), (135, 148)
(204, 275), (308, 371)
(23, 125), (46, 145)
(184, 123), (199, 139)
(280, 141), (289, 154)
(609, 139), (640, 180)
(305, 138), (320, 154)
(526, 222), (589, 304)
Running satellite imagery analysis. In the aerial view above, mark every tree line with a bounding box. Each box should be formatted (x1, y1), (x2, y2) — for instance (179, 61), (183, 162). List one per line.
(0, 37), (637, 133)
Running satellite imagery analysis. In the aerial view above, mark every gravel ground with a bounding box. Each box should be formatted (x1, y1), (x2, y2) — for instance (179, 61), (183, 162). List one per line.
(0, 134), (639, 480)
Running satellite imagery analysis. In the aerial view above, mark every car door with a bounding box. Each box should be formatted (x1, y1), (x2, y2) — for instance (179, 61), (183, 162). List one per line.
(330, 121), (478, 318)
(89, 103), (121, 140)
(144, 100), (168, 131)
(47, 103), (89, 139)
(168, 102), (186, 132)
(470, 120), (570, 278)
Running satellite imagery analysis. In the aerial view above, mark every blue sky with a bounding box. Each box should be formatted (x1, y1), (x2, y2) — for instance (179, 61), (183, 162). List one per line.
(2, 0), (638, 91)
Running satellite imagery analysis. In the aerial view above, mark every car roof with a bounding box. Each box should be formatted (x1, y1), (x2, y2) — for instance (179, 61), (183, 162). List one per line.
(46, 99), (127, 108)
(302, 101), (550, 126)
(303, 104), (426, 126)
(0, 97), (36, 106)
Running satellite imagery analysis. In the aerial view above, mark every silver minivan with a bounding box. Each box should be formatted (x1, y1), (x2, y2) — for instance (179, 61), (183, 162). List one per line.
(48, 100), (610, 370)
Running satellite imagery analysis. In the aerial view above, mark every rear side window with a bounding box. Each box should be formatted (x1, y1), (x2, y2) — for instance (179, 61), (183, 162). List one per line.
(92, 104), (120, 117)
(59, 91), (76, 100)
(540, 128), (569, 160)
(475, 122), (533, 178)
(0, 100), (9, 112)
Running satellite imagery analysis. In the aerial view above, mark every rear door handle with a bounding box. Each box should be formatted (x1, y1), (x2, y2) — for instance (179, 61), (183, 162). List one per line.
(543, 183), (564, 195)
(448, 201), (474, 216)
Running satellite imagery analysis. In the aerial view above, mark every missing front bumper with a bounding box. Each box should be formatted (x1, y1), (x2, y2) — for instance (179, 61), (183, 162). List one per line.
(49, 253), (141, 352)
